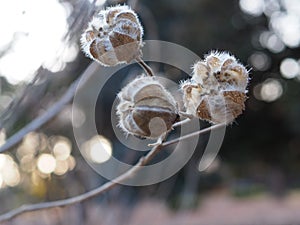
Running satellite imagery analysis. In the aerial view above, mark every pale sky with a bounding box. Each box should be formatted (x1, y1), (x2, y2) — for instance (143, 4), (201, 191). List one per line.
(0, 0), (71, 84)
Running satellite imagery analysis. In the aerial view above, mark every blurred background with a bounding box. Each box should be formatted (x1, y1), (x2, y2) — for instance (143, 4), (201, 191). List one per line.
(0, 0), (300, 224)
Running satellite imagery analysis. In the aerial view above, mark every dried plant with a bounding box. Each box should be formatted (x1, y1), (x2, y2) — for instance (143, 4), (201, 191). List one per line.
(80, 5), (144, 67)
(181, 51), (249, 124)
(0, 3), (250, 223)
(117, 75), (179, 139)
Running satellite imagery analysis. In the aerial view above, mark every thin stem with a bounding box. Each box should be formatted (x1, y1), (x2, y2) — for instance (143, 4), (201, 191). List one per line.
(135, 56), (154, 77)
(178, 111), (194, 119)
(0, 123), (224, 222)
(163, 122), (226, 147)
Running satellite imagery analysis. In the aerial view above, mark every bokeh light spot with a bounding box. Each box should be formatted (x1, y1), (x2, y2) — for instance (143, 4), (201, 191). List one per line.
(280, 58), (300, 79)
(37, 154), (56, 174)
(249, 52), (271, 71)
(254, 78), (283, 102)
(239, 0), (264, 16)
(83, 135), (113, 164)
(3, 163), (21, 187)
(271, 13), (300, 48)
(54, 159), (69, 176)
(53, 138), (72, 160)
(266, 34), (285, 53)
(72, 105), (86, 128)
(0, 154), (21, 188)
(67, 155), (76, 171)
(0, 154), (7, 171)
(0, 175), (3, 188)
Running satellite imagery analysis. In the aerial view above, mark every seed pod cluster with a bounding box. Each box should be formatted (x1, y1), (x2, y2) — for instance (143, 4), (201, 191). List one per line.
(81, 5), (251, 139)
(117, 76), (179, 139)
(181, 51), (249, 124)
(81, 5), (143, 66)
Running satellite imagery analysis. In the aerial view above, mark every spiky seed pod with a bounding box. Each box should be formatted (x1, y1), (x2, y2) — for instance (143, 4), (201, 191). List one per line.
(117, 76), (179, 139)
(181, 51), (249, 124)
(81, 5), (143, 66)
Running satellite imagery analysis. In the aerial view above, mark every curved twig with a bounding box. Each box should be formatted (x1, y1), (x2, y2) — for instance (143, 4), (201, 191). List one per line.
(0, 123), (225, 222)
(0, 62), (99, 153)
(135, 56), (155, 77)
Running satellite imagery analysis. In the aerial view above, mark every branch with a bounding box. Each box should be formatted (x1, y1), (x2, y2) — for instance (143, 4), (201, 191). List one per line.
(0, 62), (99, 153)
(0, 0), (140, 153)
(0, 122), (225, 222)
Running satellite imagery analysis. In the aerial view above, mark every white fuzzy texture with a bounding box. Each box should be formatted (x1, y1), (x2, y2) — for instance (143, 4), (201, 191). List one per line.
(114, 20), (141, 39)
(192, 51), (249, 92)
(80, 34), (93, 59)
(181, 51), (249, 124)
(117, 75), (178, 138)
(80, 4), (143, 66)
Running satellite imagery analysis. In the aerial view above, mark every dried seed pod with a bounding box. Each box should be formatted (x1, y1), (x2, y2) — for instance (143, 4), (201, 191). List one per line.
(117, 76), (179, 139)
(181, 51), (249, 124)
(81, 5), (143, 66)
(192, 51), (248, 91)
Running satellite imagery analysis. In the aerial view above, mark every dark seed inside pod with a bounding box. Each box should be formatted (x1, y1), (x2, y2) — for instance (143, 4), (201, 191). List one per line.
(132, 105), (179, 138)
(109, 33), (140, 63)
(117, 76), (179, 139)
(196, 100), (211, 121)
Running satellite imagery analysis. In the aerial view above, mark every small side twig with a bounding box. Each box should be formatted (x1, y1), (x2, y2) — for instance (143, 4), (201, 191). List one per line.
(0, 123), (224, 222)
(172, 118), (191, 128)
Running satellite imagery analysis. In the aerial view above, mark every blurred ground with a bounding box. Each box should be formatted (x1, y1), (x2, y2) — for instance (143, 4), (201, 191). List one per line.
(2, 191), (300, 225)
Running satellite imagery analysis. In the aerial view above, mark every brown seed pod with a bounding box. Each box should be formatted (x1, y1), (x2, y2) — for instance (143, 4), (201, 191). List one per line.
(81, 5), (143, 66)
(117, 76), (179, 139)
(181, 51), (249, 124)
